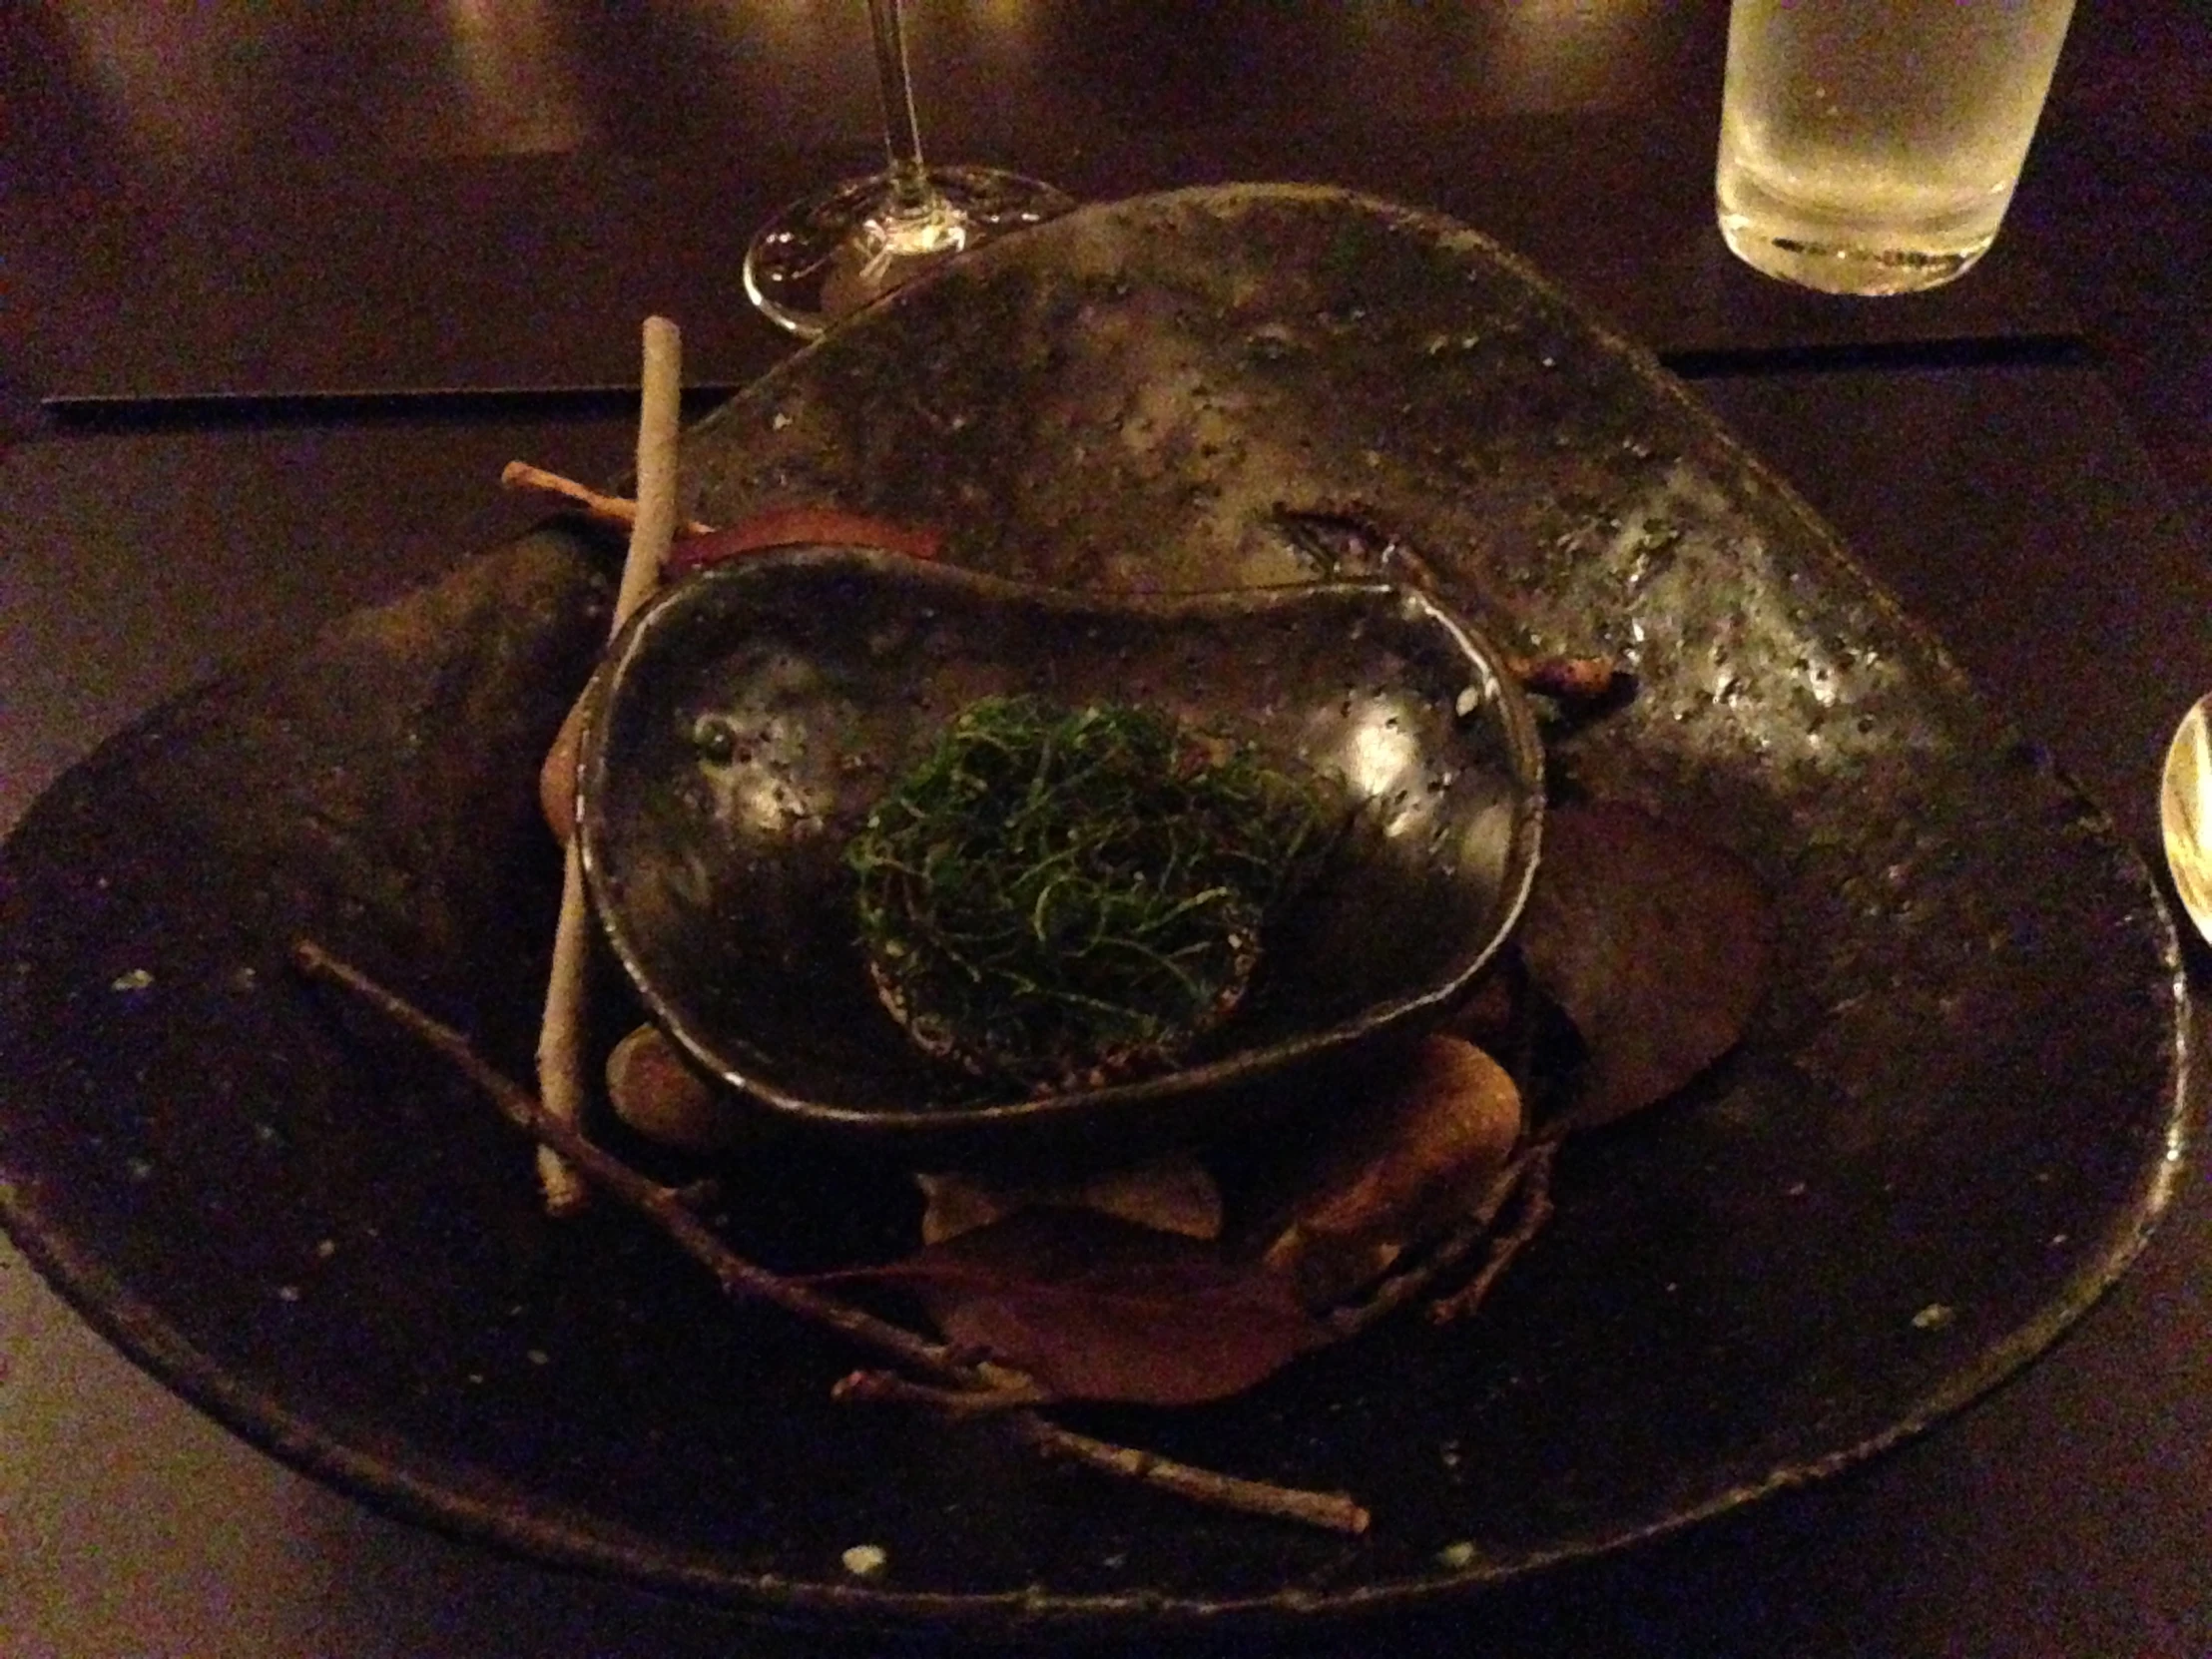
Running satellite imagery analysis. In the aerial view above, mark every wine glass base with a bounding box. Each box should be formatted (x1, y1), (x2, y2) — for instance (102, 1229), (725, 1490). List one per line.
(745, 165), (1075, 339)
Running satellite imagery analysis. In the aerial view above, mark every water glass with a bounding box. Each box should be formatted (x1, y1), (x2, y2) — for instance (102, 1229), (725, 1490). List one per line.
(1717, 0), (2076, 295)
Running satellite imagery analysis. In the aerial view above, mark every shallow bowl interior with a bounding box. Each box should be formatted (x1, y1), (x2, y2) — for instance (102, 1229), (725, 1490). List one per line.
(576, 545), (1543, 1168)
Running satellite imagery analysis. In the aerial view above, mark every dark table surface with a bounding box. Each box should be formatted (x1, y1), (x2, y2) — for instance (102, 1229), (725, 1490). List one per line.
(3, 4), (2208, 1655)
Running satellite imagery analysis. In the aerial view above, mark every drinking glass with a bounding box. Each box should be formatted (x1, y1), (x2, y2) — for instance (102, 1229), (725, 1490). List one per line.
(1716, 0), (2076, 295)
(744, 0), (1073, 338)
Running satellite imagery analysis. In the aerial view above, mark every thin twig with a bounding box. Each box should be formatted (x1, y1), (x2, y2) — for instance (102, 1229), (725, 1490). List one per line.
(501, 459), (716, 538)
(1322, 1147), (1538, 1343)
(1505, 654), (1625, 704)
(1426, 1141), (1557, 1326)
(534, 840), (597, 1217)
(832, 1369), (1052, 1415)
(1012, 1420), (1370, 1535)
(291, 939), (1373, 1535)
(298, 940), (963, 1379)
(536, 316), (686, 1215)
(672, 1177), (726, 1213)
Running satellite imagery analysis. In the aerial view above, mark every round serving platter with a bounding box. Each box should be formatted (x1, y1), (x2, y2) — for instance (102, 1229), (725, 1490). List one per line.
(0, 186), (2189, 1639)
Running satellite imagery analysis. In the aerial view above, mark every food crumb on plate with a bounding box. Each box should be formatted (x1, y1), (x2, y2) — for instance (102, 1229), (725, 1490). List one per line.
(840, 1543), (888, 1577)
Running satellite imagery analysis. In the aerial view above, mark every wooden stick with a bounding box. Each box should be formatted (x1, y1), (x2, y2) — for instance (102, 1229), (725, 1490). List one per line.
(501, 460), (715, 539)
(832, 1369), (1052, 1415)
(1321, 1151), (1535, 1343)
(292, 939), (1373, 1535)
(1427, 1141), (1557, 1326)
(536, 316), (686, 1215)
(611, 324), (684, 625)
(1012, 1419), (1369, 1536)
(300, 939), (994, 1382)
(534, 840), (596, 1215)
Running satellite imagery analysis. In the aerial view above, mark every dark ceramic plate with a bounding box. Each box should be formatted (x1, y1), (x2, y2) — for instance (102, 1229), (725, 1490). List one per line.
(0, 186), (2189, 1640)
(576, 547), (1543, 1171)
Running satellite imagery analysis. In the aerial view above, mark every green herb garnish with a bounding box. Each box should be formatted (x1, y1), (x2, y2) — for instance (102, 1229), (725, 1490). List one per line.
(847, 696), (1334, 1093)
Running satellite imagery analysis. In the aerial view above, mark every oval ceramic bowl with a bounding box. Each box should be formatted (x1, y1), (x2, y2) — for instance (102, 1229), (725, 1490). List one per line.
(574, 545), (1544, 1169)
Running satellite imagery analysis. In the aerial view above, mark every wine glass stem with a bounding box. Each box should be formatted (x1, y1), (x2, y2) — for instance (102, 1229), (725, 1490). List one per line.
(866, 0), (936, 220)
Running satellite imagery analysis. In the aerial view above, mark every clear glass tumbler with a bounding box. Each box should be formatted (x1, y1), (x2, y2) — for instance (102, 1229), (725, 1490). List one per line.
(1716, 0), (2076, 295)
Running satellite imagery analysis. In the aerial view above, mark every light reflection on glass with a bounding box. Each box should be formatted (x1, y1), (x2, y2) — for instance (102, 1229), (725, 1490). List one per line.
(1341, 698), (1423, 816)
(715, 767), (813, 837)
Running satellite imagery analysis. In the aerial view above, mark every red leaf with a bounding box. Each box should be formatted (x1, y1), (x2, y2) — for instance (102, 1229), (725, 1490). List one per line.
(1521, 801), (1776, 1131)
(820, 1209), (1326, 1405)
(666, 507), (943, 574)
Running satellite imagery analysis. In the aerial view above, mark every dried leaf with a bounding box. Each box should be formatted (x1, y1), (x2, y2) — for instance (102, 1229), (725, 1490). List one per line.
(1443, 965), (1523, 1055)
(822, 1208), (1325, 1405)
(1520, 801), (1776, 1132)
(539, 696), (588, 844)
(665, 508), (943, 576)
(605, 1024), (750, 1152)
(915, 1152), (1224, 1246)
(1258, 1036), (1524, 1310)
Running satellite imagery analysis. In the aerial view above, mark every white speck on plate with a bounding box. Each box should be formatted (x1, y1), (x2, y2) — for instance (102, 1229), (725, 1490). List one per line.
(110, 968), (154, 992)
(840, 1544), (888, 1577)
(1435, 1540), (1478, 1570)
(1912, 1303), (1955, 1332)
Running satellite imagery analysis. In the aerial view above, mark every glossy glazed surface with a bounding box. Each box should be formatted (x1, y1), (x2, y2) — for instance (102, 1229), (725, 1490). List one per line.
(0, 187), (2187, 1637)
(578, 549), (1542, 1169)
